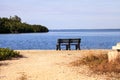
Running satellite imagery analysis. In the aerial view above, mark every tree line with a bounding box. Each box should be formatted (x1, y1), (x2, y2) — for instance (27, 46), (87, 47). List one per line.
(0, 15), (49, 33)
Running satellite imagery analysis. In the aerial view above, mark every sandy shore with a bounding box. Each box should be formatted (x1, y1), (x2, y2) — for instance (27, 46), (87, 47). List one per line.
(0, 50), (112, 80)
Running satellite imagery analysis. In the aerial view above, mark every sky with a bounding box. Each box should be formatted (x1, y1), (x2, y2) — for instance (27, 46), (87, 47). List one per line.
(0, 0), (120, 29)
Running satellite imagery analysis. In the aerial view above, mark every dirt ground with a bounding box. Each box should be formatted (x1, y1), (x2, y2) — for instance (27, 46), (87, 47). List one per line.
(0, 50), (112, 80)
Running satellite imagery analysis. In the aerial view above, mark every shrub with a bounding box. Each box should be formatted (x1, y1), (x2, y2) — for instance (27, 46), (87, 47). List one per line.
(70, 50), (120, 78)
(0, 48), (22, 60)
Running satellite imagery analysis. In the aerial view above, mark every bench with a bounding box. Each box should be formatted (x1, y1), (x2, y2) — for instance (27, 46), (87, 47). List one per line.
(56, 38), (81, 50)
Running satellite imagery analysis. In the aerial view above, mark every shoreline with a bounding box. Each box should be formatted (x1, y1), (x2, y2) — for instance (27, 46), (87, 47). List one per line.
(15, 49), (111, 51)
(15, 49), (111, 54)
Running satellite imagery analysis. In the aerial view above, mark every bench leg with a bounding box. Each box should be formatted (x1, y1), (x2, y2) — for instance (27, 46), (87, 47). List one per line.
(56, 45), (61, 50)
(66, 45), (68, 50)
(75, 45), (77, 50)
(68, 44), (71, 50)
(78, 45), (80, 50)
(66, 45), (71, 50)
(56, 45), (58, 50)
(75, 45), (80, 50)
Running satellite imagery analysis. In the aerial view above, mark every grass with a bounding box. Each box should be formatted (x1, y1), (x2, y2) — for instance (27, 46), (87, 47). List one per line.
(0, 48), (22, 61)
(70, 50), (120, 78)
(18, 73), (27, 80)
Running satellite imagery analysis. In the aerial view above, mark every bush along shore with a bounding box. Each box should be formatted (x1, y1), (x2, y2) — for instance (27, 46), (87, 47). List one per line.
(0, 48), (22, 60)
(0, 15), (49, 33)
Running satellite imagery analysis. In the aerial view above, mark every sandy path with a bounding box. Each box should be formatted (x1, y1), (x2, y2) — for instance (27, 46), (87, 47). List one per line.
(0, 50), (110, 80)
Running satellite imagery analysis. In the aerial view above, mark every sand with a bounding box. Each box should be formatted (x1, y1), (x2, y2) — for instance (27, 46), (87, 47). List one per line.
(0, 50), (112, 80)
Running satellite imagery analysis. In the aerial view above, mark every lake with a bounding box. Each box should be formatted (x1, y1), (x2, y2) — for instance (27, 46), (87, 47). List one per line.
(0, 29), (120, 50)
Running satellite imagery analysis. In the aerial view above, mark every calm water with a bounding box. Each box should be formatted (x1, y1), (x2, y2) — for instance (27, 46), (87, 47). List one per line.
(0, 29), (120, 50)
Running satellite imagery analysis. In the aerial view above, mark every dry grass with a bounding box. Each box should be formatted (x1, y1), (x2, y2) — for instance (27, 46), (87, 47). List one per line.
(18, 73), (27, 80)
(70, 50), (120, 79)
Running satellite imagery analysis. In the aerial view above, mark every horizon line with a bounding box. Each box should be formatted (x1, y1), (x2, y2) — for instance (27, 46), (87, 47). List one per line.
(50, 28), (120, 30)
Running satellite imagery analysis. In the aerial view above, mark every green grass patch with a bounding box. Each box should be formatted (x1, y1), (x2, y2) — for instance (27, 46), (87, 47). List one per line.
(0, 48), (22, 60)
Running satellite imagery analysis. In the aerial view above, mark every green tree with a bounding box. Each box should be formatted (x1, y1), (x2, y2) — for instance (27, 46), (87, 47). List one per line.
(10, 15), (21, 22)
(0, 15), (49, 33)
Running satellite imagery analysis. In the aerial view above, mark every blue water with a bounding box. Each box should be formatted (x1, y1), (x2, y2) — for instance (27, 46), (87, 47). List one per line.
(0, 29), (120, 50)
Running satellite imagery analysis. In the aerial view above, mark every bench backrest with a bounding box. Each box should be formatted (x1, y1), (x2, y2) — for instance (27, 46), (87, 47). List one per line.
(58, 39), (69, 43)
(58, 38), (81, 44)
(70, 39), (81, 43)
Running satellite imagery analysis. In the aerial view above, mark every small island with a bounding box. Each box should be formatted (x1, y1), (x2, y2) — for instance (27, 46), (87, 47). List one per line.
(0, 15), (49, 33)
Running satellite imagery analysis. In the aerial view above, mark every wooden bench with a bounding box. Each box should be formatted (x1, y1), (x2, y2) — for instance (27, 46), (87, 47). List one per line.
(56, 38), (81, 50)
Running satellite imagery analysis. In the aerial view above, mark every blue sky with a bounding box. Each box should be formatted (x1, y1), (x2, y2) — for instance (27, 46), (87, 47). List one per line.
(0, 0), (120, 29)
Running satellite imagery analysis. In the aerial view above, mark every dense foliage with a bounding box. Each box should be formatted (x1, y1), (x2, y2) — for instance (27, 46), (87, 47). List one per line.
(0, 15), (49, 33)
(0, 48), (22, 60)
